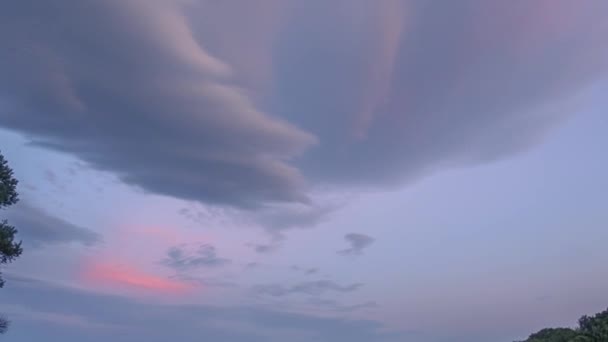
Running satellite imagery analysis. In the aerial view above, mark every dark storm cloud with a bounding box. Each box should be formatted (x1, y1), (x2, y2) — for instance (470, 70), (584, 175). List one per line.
(162, 244), (230, 270)
(252, 280), (363, 297)
(338, 233), (375, 256)
(1, 0), (607, 209)
(5, 200), (100, 247)
(1, 275), (401, 342)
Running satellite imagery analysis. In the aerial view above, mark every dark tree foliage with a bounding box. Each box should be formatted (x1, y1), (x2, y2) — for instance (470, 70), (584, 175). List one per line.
(0, 151), (22, 288)
(0, 151), (22, 334)
(0, 153), (19, 208)
(525, 328), (581, 342)
(519, 308), (608, 342)
(578, 310), (608, 341)
(0, 220), (22, 288)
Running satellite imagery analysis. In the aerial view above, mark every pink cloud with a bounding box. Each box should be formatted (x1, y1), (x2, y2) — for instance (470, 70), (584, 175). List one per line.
(351, 0), (408, 139)
(81, 261), (193, 294)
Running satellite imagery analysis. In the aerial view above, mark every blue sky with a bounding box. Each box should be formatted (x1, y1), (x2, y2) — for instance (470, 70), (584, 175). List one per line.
(1, 1), (607, 341)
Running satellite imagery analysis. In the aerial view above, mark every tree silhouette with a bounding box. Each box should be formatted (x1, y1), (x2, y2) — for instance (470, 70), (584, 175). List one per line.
(0, 151), (23, 334)
(519, 308), (608, 342)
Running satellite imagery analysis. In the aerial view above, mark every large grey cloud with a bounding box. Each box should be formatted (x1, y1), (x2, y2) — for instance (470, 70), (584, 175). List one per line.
(0, 0), (315, 208)
(274, 0), (608, 188)
(1, 1), (607, 209)
(0, 275), (401, 342)
(4, 200), (100, 247)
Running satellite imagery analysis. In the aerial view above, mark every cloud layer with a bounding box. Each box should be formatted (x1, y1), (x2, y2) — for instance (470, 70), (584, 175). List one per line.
(253, 280), (363, 297)
(5, 200), (100, 247)
(1, 1), (606, 209)
(2, 275), (400, 342)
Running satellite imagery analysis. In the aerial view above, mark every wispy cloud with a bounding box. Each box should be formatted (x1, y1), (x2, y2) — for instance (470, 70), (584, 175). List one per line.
(246, 234), (285, 254)
(81, 261), (192, 294)
(3, 303), (125, 332)
(307, 298), (379, 313)
(247, 242), (280, 255)
(2, 276), (402, 342)
(338, 233), (375, 256)
(244, 262), (259, 270)
(5, 199), (101, 247)
(161, 244), (231, 270)
(252, 280), (363, 297)
(171, 274), (239, 289)
(291, 265), (319, 276)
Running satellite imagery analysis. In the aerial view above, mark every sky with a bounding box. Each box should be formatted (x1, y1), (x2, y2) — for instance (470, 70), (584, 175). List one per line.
(0, 1), (607, 341)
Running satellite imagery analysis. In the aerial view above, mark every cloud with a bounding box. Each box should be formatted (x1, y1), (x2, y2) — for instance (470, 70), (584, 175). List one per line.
(1, 275), (402, 342)
(275, 0), (608, 189)
(307, 298), (379, 313)
(245, 262), (259, 270)
(246, 233), (285, 254)
(290, 265), (319, 276)
(252, 280), (363, 297)
(338, 233), (375, 256)
(43, 169), (58, 186)
(170, 274), (239, 289)
(177, 207), (207, 225)
(5, 200), (101, 247)
(0, 0), (315, 209)
(305, 268), (319, 275)
(42, 168), (74, 192)
(177, 205), (236, 226)
(252, 203), (336, 232)
(247, 242), (280, 255)
(161, 244), (231, 270)
(3, 303), (124, 332)
(81, 261), (192, 294)
(1, 0), (607, 211)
